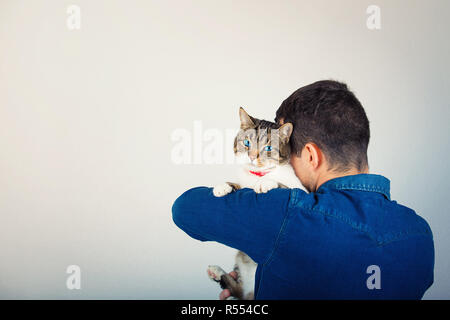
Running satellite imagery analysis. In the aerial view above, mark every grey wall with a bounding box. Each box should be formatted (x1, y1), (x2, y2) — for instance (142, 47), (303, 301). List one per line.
(0, 0), (449, 299)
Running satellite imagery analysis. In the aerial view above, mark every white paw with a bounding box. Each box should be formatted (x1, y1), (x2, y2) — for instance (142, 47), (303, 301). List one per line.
(253, 179), (278, 193)
(213, 183), (233, 197)
(207, 265), (225, 282)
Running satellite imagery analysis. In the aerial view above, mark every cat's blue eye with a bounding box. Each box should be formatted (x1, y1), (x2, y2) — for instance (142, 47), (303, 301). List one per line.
(264, 146), (272, 152)
(243, 139), (250, 147)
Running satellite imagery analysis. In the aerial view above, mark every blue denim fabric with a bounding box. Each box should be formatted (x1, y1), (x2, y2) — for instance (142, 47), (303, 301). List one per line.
(172, 174), (434, 299)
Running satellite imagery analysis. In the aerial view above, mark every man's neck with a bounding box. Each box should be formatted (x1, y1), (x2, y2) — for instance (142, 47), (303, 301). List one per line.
(314, 167), (369, 192)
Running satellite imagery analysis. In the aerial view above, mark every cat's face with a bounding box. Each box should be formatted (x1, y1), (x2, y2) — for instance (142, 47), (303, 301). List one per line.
(234, 108), (293, 172)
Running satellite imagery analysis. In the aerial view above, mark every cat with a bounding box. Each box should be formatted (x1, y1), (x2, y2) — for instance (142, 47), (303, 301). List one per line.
(206, 107), (302, 300)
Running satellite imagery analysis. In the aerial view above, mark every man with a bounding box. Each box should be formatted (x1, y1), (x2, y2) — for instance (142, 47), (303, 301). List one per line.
(172, 80), (434, 299)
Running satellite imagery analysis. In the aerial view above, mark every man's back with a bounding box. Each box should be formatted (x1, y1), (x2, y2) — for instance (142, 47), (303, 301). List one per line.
(172, 174), (434, 299)
(255, 174), (434, 299)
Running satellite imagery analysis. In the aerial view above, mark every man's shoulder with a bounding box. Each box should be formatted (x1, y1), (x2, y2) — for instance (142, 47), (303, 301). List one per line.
(289, 187), (433, 246)
(378, 199), (433, 245)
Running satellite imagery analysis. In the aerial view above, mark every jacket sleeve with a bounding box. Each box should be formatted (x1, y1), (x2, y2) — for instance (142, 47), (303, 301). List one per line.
(172, 186), (293, 264)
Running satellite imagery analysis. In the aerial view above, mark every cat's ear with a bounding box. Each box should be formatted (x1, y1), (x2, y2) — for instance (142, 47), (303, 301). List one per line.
(279, 123), (293, 142)
(239, 107), (255, 129)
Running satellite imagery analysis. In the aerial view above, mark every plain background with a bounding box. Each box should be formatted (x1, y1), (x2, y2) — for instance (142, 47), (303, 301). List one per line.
(0, 0), (449, 299)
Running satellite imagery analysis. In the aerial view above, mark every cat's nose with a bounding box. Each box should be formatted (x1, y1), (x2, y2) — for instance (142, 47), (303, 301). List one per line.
(248, 152), (258, 161)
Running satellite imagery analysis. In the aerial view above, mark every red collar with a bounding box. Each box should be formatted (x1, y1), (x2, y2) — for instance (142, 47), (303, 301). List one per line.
(249, 170), (269, 177)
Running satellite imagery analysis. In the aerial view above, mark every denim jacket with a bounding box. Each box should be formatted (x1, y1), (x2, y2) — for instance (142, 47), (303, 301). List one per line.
(172, 174), (434, 299)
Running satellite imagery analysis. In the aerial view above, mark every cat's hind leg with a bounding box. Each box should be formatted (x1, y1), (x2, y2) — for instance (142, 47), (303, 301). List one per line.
(206, 265), (244, 300)
(207, 265), (226, 282)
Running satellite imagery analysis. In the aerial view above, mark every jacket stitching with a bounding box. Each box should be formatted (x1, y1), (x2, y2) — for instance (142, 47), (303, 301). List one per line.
(325, 184), (390, 199)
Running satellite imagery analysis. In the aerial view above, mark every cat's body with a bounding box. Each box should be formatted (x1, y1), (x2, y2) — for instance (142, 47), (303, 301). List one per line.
(207, 108), (301, 300)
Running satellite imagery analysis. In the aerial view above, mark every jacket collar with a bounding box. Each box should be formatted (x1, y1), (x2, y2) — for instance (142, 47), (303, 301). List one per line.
(317, 173), (391, 200)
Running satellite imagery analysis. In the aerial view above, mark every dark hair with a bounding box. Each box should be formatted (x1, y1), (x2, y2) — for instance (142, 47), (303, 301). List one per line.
(275, 80), (370, 172)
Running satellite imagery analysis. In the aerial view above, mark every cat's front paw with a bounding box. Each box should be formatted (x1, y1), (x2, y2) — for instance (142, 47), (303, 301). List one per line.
(253, 179), (278, 193)
(213, 183), (233, 197)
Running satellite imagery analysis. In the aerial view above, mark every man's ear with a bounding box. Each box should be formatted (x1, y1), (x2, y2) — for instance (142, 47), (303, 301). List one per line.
(304, 142), (322, 170)
(239, 107), (255, 129)
(279, 123), (293, 142)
